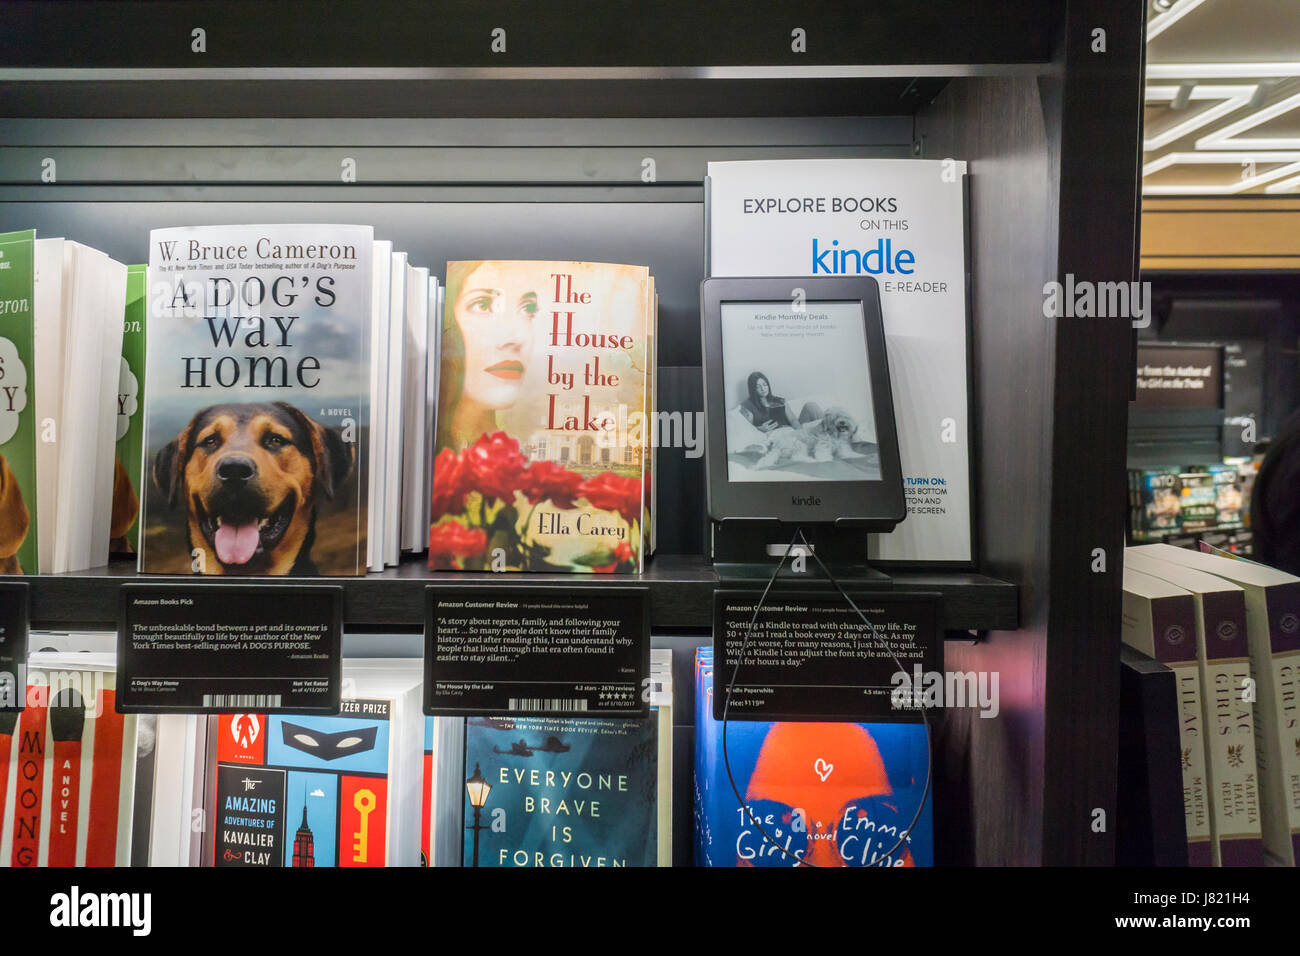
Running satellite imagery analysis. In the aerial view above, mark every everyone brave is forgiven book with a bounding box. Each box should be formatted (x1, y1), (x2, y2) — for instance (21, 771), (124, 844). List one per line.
(140, 225), (372, 576)
(430, 260), (652, 573)
(462, 714), (658, 867)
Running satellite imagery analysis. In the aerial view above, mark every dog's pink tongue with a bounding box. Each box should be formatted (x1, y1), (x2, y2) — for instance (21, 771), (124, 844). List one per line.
(214, 522), (260, 565)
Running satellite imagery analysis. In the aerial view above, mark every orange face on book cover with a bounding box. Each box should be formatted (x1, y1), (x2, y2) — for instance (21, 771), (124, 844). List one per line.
(429, 261), (652, 573)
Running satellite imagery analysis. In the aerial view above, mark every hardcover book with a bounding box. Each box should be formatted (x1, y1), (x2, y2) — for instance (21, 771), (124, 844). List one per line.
(430, 260), (652, 573)
(1126, 551), (1264, 866)
(1130, 467), (1182, 540)
(0, 229), (38, 575)
(419, 712), (466, 868)
(421, 716), (433, 866)
(140, 224), (373, 575)
(0, 658), (138, 867)
(0, 231), (128, 573)
(462, 713), (660, 867)
(1178, 470), (1218, 533)
(208, 699), (399, 867)
(1120, 565), (1215, 865)
(1209, 463), (1245, 528)
(694, 646), (932, 867)
(111, 265), (147, 555)
(1134, 544), (1300, 866)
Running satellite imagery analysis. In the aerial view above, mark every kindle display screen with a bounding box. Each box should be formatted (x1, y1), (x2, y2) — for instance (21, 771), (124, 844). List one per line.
(719, 300), (881, 484)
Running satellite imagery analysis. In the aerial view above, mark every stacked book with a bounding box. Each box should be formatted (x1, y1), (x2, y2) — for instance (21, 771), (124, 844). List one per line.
(1124, 543), (1300, 866)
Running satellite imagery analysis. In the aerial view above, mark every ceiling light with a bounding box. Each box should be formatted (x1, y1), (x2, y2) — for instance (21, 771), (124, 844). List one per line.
(1142, 85), (1257, 151)
(1142, 153), (1300, 194)
(1148, 0), (1207, 40)
(1264, 172), (1300, 194)
(1197, 91), (1300, 150)
(1147, 62), (1300, 79)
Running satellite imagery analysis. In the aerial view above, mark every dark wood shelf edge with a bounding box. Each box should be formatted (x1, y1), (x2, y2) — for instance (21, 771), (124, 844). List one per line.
(1, 554), (1018, 633)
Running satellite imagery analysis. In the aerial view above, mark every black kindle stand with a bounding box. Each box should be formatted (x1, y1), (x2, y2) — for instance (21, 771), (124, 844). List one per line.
(710, 520), (893, 587)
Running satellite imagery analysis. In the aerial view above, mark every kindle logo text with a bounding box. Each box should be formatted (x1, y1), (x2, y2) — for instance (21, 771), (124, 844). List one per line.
(791, 494), (821, 506)
(812, 238), (916, 276)
(49, 886), (151, 936)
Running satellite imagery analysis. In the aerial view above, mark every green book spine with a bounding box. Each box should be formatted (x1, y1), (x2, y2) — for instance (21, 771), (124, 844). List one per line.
(0, 230), (38, 574)
(113, 265), (147, 554)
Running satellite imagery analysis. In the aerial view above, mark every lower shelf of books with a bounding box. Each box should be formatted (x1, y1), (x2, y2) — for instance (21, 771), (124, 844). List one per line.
(6, 641), (932, 868)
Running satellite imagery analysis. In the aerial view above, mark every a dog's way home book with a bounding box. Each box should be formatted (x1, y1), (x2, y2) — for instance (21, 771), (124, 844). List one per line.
(140, 225), (373, 576)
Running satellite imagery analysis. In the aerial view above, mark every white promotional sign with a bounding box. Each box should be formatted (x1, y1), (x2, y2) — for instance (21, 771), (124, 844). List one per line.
(707, 158), (971, 564)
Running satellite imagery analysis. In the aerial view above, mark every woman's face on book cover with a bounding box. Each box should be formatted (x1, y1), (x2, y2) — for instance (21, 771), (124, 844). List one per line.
(453, 263), (540, 410)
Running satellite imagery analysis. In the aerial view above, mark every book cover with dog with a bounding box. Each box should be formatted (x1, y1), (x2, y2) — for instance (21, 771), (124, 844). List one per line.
(140, 225), (373, 576)
(430, 260), (652, 573)
(111, 264), (146, 556)
(0, 230), (37, 575)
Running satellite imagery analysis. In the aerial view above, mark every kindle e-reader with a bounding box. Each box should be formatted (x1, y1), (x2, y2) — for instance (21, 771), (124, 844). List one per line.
(701, 276), (905, 529)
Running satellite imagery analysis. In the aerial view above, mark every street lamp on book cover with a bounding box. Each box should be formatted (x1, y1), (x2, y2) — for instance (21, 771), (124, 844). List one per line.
(465, 762), (492, 867)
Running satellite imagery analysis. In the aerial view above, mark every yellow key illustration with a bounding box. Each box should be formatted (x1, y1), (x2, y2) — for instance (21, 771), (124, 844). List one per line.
(352, 789), (377, 863)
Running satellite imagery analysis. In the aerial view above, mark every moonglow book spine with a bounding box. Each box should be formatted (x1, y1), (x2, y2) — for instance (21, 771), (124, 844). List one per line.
(140, 224), (373, 576)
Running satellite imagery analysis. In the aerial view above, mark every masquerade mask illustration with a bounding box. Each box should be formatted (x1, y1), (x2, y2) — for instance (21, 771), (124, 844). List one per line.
(281, 721), (378, 761)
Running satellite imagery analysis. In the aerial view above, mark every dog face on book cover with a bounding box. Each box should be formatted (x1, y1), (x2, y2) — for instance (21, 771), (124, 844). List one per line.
(0, 453), (30, 574)
(109, 454), (139, 553)
(153, 402), (352, 575)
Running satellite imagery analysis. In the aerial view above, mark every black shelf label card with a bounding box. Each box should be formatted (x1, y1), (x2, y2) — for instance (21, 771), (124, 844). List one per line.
(424, 585), (650, 718)
(713, 589), (942, 722)
(0, 582), (28, 713)
(117, 584), (342, 714)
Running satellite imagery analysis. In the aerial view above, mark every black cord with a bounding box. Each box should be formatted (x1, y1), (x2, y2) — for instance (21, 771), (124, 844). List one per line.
(719, 526), (933, 867)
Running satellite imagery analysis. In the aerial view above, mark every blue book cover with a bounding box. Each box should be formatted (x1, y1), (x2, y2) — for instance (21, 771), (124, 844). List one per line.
(694, 646), (932, 867)
(211, 699), (395, 867)
(462, 714), (657, 867)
